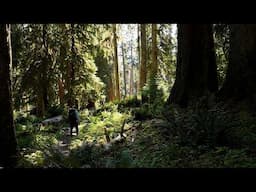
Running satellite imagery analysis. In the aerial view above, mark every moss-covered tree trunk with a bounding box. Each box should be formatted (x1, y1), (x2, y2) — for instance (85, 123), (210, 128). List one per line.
(0, 24), (18, 167)
(167, 24), (218, 107)
(149, 24), (158, 103)
(218, 25), (256, 110)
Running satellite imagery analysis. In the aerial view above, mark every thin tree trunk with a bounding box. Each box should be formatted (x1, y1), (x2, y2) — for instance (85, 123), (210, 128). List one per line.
(137, 24), (140, 71)
(130, 42), (134, 96)
(134, 67), (137, 98)
(130, 64), (134, 96)
(135, 24), (140, 99)
(0, 24), (18, 167)
(151, 24), (158, 80)
(140, 24), (147, 101)
(42, 24), (49, 113)
(67, 24), (76, 107)
(113, 24), (120, 100)
(121, 43), (127, 98)
(108, 74), (115, 102)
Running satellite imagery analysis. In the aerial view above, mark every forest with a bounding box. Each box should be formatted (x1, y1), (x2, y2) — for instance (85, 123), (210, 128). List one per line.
(1, 24), (256, 168)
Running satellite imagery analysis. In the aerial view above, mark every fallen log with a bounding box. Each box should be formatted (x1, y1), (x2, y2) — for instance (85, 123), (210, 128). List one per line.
(41, 115), (63, 126)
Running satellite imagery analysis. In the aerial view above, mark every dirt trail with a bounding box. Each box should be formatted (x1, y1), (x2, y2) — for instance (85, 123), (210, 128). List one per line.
(56, 127), (72, 157)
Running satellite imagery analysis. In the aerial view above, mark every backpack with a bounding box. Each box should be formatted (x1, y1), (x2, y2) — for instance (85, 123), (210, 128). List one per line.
(69, 109), (78, 122)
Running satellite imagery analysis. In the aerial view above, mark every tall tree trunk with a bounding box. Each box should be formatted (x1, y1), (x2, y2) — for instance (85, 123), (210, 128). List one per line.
(59, 24), (69, 105)
(168, 24), (218, 107)
(135, 24), (140, 99)
(121, 43), (127, 98)
(107, 73), (115, 102)
(152, 24), (158, 76)
(113, 24), (120, 100)
(219, 24), (256, 110)
(139, 24), (147, 89)
(130, 64), (134, 96)
(0, 24), (18, 167)
(130, 42), (134, 96)
(36, 24), (50, 117)
(140, 24), (147, 102)
(149, 24), (158, 102)
(42, 24), (49, 113)
(67, 24), (76, 107)
(134, 66), (137, 98)
(106, 54), (115, 102)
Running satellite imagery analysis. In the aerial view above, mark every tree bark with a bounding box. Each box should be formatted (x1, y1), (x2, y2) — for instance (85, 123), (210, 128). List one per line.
(113, 24), (120, 100)
(130, 42), (134, 96)
(149, 24), (158, 102)
(168, 24), (218, 107)
(130, 64), (134, 96)
(135, 24), (140, 99)
(67, 24), (76, 107)
(42, 24), (49, 113)
(58, 79), (65, 105)
(151, 24), (158, 79)
(107, 76), (115, 102)
(218, 24), (256, 110)
(121, 43), (127, 98)
(0, 24), (18, 167)
(139, 24), (147, 91)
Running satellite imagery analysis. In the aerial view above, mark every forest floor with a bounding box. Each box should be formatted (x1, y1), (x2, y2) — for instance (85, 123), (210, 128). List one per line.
(15, 100), (256, 168)
(56, 127), (72, 157)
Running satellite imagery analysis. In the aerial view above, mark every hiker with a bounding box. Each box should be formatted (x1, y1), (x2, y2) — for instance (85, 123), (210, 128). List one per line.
(68, 107), (80, 136)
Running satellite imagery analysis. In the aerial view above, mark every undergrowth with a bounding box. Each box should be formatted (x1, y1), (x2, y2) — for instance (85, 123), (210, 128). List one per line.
(15, 97), (256, 168)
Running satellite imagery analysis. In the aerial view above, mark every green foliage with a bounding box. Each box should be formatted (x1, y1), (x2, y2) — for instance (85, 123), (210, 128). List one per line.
(85, 106), (129, 143)
(12, 24), (104, 113)
(93, 102), (117, 115)
(20, 150), (45, 167)
(46, 105), (65, 118)
(14, 111), (41, 125)
(227, 111), (256, 148)
(16, 102), (256, 168)
(133, 104), (153, 120)
(137, 77), (169, 119)
(117, 97), (141, 112)
(213, 24), (230, 86)
(115, 149), (134, 168)
(163, 102), (235, 147)
(158, 24), (177, 87)
(163, 98), (256, 151)
(92, 25), (114, 103)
